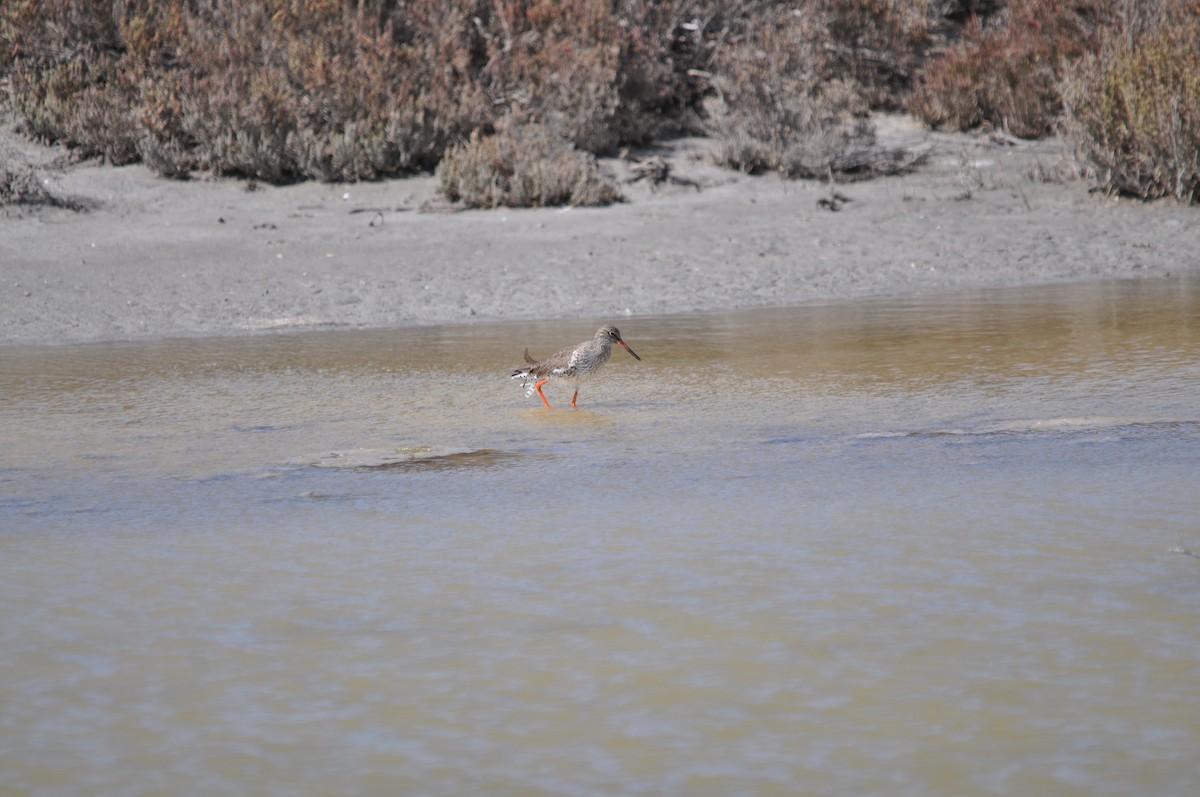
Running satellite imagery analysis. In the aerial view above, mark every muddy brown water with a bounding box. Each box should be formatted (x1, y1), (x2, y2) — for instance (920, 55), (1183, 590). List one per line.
(3, 276), (1199, 796)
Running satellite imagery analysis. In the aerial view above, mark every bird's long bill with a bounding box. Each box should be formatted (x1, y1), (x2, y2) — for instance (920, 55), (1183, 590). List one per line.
(618, 339), (642, 360)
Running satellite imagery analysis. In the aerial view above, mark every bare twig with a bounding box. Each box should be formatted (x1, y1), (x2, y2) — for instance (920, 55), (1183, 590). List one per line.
(623, 154), (701, 191)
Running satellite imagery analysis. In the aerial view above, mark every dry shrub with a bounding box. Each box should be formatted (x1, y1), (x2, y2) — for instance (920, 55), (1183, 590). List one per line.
(908, 0), (1116, 138)
(1062, 1), (1200, 202)
(709, 9), (847, 176)
(0, 163), (86, 210)
(709, 77), (877, 178)
(2, 0), (144, 163)
(1, 0), (695, 183)
(707, 8), (922, 179)
(134, 1), (491, 182)
(437, 118), (622, 208)
(476, 1), (670, 154)
(665, 1), (944, 113)
(1, 164), (49, 206)
(817, 0), (938, 110)
(1, 1), (984, 188)
(4, 1), (500, 180)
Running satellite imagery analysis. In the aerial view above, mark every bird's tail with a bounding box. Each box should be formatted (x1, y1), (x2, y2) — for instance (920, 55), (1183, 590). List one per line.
(511, 368), (537, 397)
(513, 349), (542, 398)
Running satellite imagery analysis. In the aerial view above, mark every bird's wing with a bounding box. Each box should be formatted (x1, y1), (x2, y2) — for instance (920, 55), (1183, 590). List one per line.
(529, 346), (575, 378)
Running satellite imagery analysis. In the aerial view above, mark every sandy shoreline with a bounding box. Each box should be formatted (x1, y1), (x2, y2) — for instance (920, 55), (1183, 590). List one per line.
(3, 114), (1197, 347)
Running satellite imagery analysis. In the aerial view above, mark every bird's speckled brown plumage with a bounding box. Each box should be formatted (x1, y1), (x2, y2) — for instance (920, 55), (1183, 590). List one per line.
(511, 325), (641, 408)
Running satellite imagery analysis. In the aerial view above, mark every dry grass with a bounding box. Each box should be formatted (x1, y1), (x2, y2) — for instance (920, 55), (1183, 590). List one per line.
(1062, 0), (1200, 202)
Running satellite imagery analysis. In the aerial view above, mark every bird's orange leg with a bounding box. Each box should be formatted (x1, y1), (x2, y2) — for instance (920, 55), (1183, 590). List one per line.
(535, 379), (552, 409)
(570, 390), (579, 408)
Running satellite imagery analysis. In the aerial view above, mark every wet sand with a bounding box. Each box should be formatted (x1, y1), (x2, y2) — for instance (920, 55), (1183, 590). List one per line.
(2, 113), (1198, 346)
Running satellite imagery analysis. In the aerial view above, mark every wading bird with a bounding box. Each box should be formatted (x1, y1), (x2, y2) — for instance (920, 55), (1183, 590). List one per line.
(511, 325), (641, 409)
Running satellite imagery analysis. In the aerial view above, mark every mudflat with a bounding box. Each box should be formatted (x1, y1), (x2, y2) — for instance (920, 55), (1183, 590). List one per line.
(3, 114), (1197, 346)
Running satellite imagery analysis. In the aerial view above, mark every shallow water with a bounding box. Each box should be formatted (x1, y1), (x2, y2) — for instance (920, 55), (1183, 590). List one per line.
(2, 276), (1199, 796)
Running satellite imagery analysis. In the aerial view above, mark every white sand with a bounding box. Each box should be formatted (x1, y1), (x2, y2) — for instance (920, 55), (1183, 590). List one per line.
(3, 114), (1197, 346)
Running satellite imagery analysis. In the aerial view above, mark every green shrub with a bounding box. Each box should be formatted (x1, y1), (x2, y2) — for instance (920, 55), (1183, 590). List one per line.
(1062, 3), (1200, 202)
(437, 118), (622, 208)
